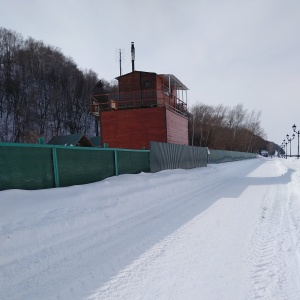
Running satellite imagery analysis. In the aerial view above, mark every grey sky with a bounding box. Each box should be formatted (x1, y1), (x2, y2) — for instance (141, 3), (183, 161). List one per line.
(1, 0), (300, 149)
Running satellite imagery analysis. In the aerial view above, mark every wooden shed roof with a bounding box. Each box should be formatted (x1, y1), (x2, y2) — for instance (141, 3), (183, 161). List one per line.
(115, 71), (188, 90)
(47, 133), (93, 147)
(89, 136), (101, 147)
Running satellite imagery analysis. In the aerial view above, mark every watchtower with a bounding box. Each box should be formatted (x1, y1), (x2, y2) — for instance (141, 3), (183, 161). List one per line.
(90, 44), (189, 149)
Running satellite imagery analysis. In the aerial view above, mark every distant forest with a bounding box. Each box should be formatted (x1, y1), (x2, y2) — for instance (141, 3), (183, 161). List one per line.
(0, 27), (116, 143)
(188, 103), (278, 154)
(0, 27), (278, 154)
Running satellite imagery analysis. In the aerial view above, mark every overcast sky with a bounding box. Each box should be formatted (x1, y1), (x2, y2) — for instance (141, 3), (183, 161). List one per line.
(1, 0), (300, 148)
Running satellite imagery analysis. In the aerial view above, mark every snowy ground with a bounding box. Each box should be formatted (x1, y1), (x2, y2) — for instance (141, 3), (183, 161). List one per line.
(1, 156), (300, 300)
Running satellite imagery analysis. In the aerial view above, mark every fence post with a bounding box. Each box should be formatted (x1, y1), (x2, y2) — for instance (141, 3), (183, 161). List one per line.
(114, 150), (119, 176)
(52, 146), (60, 187)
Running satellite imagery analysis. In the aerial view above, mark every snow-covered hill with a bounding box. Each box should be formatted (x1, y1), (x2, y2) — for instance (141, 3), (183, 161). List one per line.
(1, 157), (300, 299)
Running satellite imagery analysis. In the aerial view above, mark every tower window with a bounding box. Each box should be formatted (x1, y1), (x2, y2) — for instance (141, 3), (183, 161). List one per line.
(144, 81), (151, 88)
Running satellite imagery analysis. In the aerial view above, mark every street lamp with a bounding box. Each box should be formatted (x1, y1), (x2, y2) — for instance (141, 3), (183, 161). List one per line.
(286, 134), (295, 157)
(281, 144), (285, 158)
(283, 139), (288, 159)
(292, 124), (300, 159)
(284, 140), (289, 159)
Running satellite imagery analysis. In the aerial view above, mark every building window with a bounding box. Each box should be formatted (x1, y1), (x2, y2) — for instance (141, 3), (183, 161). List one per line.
(144, 81), (151, 88)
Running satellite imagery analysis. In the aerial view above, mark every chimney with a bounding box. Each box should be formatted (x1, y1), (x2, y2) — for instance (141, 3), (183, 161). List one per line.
(131, 42), (135, 72)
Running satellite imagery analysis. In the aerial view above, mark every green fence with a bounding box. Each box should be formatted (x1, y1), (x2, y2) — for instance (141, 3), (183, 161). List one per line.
(0, 143), (150, 191)
(208, 149), (257, 164)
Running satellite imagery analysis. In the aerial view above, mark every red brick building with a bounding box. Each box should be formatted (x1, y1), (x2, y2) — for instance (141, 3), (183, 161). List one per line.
(90, 70), (189, 149)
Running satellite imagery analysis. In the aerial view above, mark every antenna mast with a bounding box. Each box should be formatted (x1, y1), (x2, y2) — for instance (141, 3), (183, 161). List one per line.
(131, 42), (135, 72)
(119, 49), (122, 76)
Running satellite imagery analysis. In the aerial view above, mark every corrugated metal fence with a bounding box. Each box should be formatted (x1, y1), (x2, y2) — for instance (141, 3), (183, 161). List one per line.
(150, 141), (208, 173)
(0, 143), (150, 191)
(208, 149), (257, 163)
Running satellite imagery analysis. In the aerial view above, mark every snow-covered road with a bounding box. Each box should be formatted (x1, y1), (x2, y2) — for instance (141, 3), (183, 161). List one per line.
(1, 157), (300, 299)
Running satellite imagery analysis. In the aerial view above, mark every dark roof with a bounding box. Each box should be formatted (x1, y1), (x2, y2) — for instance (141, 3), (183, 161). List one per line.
(90, 136), (101, 147)
(115, 71), (188, 90)
(115, 70), (156, 80)
(47, 133), (93, 147)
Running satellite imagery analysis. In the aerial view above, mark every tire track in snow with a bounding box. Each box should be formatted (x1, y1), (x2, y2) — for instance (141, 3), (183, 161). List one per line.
(247, 185), (284, 299)
(247, 162), (300, 300)
(283, 163), (300, 296)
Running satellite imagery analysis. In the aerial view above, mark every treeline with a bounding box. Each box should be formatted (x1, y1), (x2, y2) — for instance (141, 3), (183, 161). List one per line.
(188, 103), (276, 154)
(0, 27), (116, 143)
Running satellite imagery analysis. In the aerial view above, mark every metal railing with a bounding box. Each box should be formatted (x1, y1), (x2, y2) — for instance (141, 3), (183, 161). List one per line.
(90, 89), (187, 116)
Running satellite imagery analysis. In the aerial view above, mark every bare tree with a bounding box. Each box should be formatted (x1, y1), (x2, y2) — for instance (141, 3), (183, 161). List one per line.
(189, 102), (267, 152)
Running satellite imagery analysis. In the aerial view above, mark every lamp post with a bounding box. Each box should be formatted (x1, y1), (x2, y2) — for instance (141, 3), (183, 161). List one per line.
(292, 124), (300, 159)
(286, 134), (295, 157)
(281, 143), (285, 158)
(283, 139), (288, 159)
